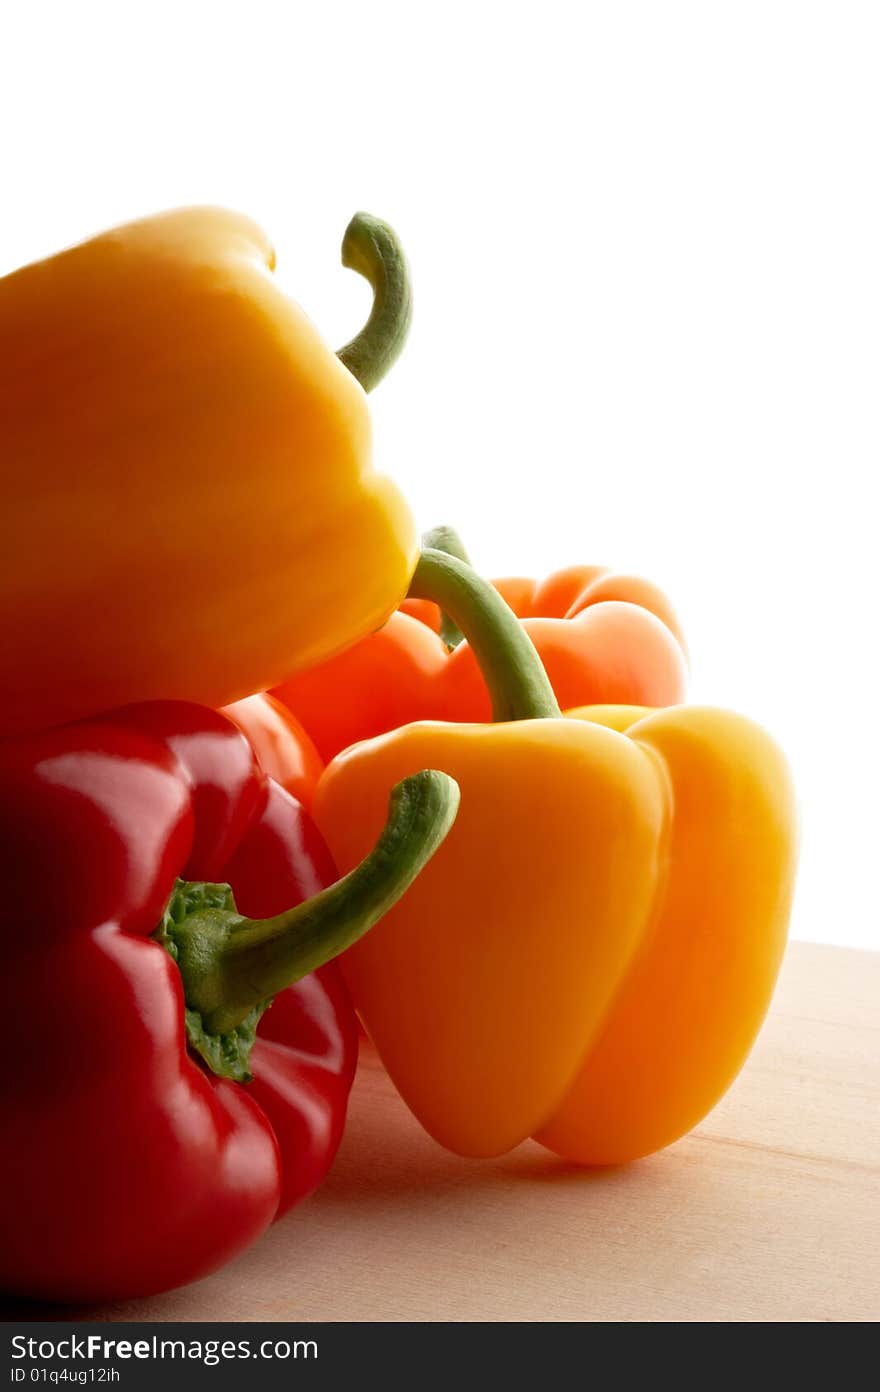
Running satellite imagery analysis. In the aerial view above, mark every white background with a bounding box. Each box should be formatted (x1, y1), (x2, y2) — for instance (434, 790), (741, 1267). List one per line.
(2, 2), (877, 949)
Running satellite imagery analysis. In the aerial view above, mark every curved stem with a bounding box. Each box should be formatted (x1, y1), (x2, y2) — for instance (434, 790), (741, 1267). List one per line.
(337, 212), (413, 392)
(408, 550), (561, 722)
(421, 526), (471, 650)
(170, 770), (459, 1038)
(422, 525), (471, 565)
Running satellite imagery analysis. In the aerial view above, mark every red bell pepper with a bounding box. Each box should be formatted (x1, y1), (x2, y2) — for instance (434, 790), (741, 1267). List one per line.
(0, 700), (457, 1302)
(221, 692), (325, 810)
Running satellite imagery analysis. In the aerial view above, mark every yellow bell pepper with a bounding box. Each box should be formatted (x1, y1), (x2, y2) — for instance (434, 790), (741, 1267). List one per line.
(313, 550), (798, 1162)
(0, 208), (415, 733)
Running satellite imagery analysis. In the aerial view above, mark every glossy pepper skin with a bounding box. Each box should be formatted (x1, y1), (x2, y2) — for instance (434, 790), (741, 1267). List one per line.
(0, 208), (416, 734)
(312, 551), (797, 1163)
(222, 693), (325, 811)
(0, 701), (457, 1301)
(274, 545), (687, 764)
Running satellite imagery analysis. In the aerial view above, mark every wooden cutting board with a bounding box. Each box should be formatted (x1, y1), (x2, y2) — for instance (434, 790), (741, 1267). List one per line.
(7, 941), (879, 1323)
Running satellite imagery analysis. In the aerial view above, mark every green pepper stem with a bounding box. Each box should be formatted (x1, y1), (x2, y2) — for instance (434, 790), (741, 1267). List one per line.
(169, 770), (459, 1038)
(421, 526), (471, 650)
(337, 212), (413, 392)
(408, 550), (561, 722)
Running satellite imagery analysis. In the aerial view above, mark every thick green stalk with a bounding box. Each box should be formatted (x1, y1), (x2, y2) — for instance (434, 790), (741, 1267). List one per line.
(337, 212), (412, 392)
(159, 770), (459, 1074)
(408, 550), (561, 722)
(421, 526), (471, 650)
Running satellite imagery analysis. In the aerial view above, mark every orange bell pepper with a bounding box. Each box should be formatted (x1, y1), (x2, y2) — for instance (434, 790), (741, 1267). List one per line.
(312, 549), (797, 1162)
(0, 209), (415, 734)
(273, 527), (687, 762)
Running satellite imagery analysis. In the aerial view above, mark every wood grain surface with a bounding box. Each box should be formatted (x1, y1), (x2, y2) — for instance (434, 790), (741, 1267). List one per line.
(5, 941), (879, 1323)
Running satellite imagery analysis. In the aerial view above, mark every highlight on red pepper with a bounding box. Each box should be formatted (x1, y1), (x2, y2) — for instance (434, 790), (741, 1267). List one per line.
(221, 692), (325, 811)
(0, 701), (458, 1302)
(0, 208), (417, 735)
(272, 526), (688, 763)
(313, 548), (798, 1163)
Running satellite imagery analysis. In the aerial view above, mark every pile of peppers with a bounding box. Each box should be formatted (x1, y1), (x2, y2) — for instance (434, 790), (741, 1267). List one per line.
(0, 207), (797, 1303)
